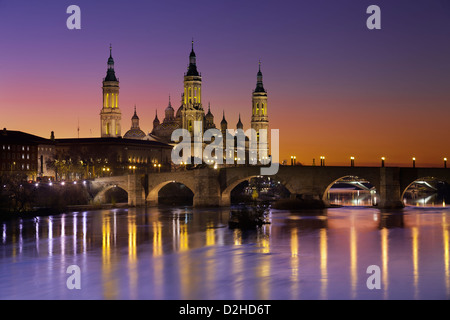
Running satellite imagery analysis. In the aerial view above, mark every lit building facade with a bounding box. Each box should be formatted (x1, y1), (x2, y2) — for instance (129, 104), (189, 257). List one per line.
(251, 62), (269, 162)
(100, 46), (121, 138)
(0, 129), (55, 180)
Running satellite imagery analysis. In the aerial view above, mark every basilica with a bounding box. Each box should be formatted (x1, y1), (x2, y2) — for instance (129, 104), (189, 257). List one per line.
(100, 42), (269, 160)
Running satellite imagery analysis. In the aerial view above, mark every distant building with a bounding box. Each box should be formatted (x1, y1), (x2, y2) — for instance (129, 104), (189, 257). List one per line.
(0, 128), (55, 180)
(53, 136), (172, 180)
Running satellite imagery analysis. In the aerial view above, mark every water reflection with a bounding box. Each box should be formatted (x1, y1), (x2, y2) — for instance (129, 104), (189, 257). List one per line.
(0, 206), (449, 299)
(381, 227), (388, 299)
(328, 190), (376, 206)
(320, 228), (328, 300)
(443, 213), (450, 297)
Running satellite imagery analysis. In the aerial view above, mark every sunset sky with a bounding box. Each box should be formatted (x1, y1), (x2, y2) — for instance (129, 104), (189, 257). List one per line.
(1, 0), (450, 166)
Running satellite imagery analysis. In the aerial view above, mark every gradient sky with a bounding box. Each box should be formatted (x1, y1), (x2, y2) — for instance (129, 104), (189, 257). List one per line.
(1, 0), (450, 166)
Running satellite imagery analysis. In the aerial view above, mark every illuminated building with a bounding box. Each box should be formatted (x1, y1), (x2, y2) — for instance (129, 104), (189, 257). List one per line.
(251, 62), (269, 162)
(96, 42), (269, 163)
(52, 136), (172, 179)
(0, 129), (55, 180)
(100, 45), (121, 138)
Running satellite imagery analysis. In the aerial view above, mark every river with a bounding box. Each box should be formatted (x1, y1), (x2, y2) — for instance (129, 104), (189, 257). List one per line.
(0, 205), (449, 300)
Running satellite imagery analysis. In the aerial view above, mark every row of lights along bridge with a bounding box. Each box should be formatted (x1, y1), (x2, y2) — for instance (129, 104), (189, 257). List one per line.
(289, 156), (449, 168)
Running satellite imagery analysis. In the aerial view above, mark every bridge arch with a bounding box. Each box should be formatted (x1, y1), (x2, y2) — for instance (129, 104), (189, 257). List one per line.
(221, 174), (294, 206)
(322, 175), (378, 206)
(147, 180), (196, 206)
(94, 184), (129, 204)
(401, 176), (450, 207)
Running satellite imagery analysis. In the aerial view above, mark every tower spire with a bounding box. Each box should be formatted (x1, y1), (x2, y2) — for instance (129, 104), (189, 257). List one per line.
(255, 60), (265, 93)
(186, 39), (199, 76)
(237, 113), (243, 130)
(105, 44), (117, 81)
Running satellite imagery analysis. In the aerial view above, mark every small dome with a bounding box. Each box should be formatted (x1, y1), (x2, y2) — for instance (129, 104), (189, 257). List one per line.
(124, 128), (146, 139)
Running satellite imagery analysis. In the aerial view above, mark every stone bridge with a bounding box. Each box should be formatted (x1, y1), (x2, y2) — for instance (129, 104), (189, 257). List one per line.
(91, 166), (450, 208)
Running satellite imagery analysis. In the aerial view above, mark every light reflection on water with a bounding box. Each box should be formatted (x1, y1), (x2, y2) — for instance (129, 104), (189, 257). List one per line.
(0, 206), (449, 300)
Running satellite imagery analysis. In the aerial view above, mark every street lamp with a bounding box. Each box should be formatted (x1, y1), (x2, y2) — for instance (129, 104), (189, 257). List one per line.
(444, 158), (447, 169)
(350, 156), (355, 167)
(412, 157), (416, 168)
(381, 157), (385, 168)
(320, 156), (325, 167)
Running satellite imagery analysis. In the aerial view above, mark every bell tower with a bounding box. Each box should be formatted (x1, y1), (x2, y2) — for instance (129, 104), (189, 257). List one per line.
(251, 61), (269, 161)
(100, 45), (121, 137)
(181, 40), (204, 138)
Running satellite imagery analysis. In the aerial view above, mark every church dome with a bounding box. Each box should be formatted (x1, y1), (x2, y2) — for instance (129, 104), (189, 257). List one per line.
(124, 128), (146, 139)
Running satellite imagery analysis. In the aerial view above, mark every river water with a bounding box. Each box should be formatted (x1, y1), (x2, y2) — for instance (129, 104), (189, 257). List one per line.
(0, 205), (449, 300)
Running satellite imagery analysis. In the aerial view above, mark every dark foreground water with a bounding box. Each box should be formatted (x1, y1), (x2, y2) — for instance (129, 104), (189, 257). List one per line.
(0, 205), (449, 300)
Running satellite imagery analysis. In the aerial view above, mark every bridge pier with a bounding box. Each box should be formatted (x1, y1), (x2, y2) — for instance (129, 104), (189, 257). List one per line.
(192, 169), (222, 207)
(378, 168), (404, 209)
(128, 174), (145, 206)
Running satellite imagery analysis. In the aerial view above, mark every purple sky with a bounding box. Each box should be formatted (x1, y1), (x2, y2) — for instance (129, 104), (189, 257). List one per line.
(1, 0), (450, 165)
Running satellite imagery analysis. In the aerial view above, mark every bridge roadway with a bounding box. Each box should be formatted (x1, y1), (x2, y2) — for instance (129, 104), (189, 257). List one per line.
(90, 165), (450, 208)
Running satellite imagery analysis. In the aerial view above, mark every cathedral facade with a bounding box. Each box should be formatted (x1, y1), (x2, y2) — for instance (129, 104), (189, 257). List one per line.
(101, 42), (270, 162)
